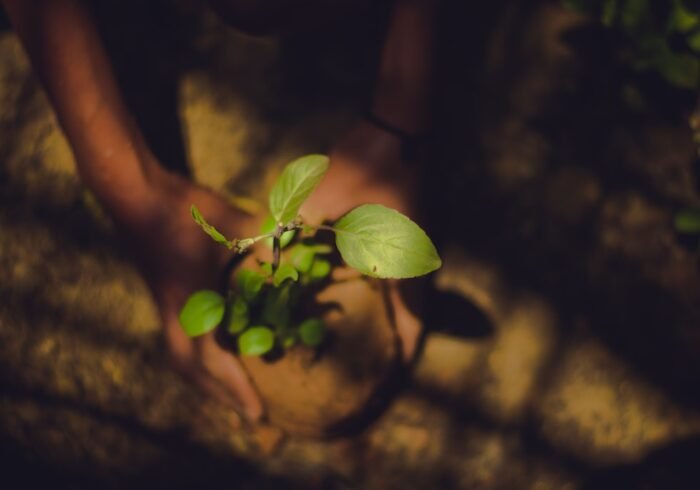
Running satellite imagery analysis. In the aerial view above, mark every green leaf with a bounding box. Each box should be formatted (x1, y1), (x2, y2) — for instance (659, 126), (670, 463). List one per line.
(299, 318), (325, 347)
(675, 209), (700, 233)
(656, 50), (700, 89)
(273, 263), (299, 287)
(311, 244), (333, 255)
(289, 243), (333, 274)
(235, 269), (266, 301)
(289, 244), (316, 273)
(227, 296), (249, 334)
(688, 29), (700, 52)
(179, 290), (225, 337)
(282, 335), (297, 349)
(268, 154), (329, 225)
(238, 326), (275, 356)
(309, 258), (331, 281)
(260, 262), (273, 277)
(671, 0), (700, 32)
(260, 215), (296, 248)
(262, 285), (292, 327)
(333, 204), (441, 279)
(191, 205), (233, 249)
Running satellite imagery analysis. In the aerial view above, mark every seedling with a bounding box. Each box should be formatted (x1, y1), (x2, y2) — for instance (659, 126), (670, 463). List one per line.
(563, 0), (700, 90)
(179, 155), (441, 357)
(675, 208), (700, 250)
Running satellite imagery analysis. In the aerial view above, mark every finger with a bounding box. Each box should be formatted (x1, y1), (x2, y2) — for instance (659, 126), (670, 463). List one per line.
(161, 309), (246, 414)
(196, 333), (265, 422)
(388, 281), (423, 364)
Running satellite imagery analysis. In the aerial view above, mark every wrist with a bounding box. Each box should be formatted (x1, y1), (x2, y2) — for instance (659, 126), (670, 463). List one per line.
(371, 0), (436, 134)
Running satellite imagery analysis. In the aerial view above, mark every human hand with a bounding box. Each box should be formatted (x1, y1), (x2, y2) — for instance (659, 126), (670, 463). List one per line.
(301, 120), (424, 362)
(123, 168), (264, 422)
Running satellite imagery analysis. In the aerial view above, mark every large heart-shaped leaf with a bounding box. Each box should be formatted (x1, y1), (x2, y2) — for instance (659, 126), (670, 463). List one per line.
(333, 204), (441, 279)
(179, 290), (225, 337)
(268, 155), (329, 225)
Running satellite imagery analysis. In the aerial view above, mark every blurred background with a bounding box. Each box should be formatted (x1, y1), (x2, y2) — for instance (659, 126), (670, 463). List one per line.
(2, 0), (700, 488)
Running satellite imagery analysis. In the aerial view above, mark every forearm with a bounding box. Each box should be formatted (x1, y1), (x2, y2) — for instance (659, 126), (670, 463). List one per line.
(371, 0), (438, 134)
(3, 0), (160, 225)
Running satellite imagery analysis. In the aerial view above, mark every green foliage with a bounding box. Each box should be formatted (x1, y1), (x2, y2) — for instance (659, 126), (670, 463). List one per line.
(309, 258), (331, 281)
(236, 269), (266, 301)
(191, 205), (234, 249)
(563, 0), (700, 90)
(260, 215), (296, 248)
(227, 296), (249, 334)
(180, 154), (442, 357)
(268, 154), (329, 226)
(334, 204), (442, 278)
(179, 290), (225, 337)
(675, 208), (700, 233)
(299, 318), (325, 347)
(273, 263), (299, 287)
(238, 326), (275, 356)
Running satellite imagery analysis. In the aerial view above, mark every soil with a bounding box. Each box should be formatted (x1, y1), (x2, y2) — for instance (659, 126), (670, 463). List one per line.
(2, 1), (700, 489)
(240, 278), (400, 438)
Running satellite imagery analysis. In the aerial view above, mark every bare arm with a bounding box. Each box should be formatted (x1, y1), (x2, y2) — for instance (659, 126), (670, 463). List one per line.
(2, 0), (264, 421)
(372, 0), (437, 134)
(2, 0), (160, 226)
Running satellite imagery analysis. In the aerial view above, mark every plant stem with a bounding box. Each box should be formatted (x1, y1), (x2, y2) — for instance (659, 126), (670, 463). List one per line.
(272, 235), (281, 272)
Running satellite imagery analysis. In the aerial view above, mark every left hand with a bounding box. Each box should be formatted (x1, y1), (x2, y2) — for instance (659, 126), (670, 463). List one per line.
(124, 168), (265, 422)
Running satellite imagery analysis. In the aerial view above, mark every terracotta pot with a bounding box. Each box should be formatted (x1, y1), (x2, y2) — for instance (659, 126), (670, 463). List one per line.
(238, 277), (402, 438)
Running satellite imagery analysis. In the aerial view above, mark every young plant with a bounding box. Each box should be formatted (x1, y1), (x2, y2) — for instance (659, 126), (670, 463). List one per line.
(563, 0), (700, 90)
(178, 155), (441, 357)
(675, 208), (700, 250)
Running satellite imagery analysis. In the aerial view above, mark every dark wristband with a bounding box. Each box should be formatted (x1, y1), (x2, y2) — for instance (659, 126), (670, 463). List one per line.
(363, 111), (425, 163)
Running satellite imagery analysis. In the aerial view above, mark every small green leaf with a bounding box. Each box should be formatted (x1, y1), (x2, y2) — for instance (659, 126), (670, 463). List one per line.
(675, 209), (700, 233)
(227, 296), (249, 334)
(191, 205), (233, 249)
(333, 204), (441, 279)
(688, 29), (700, 52)
(179, 290), (225, 337)
(312, 244), (333, 255)
(268, 155), (329, 225)
(260, 215), (296, 248)
(671, 0), (700, 33)
(289, 244), (316, 273)
(273, 263), (299, 287)
(259, 262), (273, 277)
(282, 335), (297, 349)
(238, 326), (275, 356)
(262, 285), (291, 327)
(299, 318), (325, 347)
(235, 269), (266, 301)
(654, 47), (700, 88)
(309, 258), (331, 281)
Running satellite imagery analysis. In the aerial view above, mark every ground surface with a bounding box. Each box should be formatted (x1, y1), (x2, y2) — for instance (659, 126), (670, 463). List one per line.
(2, 1), (700, 489)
